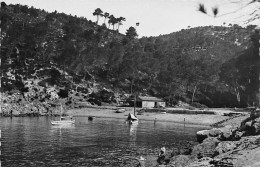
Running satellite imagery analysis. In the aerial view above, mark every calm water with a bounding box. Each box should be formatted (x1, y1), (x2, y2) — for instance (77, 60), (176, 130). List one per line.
(0, 116), (209, 167)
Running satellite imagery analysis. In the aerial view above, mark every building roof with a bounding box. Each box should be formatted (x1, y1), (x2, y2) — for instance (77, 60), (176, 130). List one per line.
(137, 96), (164, 102)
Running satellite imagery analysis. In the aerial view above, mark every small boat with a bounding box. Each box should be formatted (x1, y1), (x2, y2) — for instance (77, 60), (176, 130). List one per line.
(51, 104), (75, 125)
(126, 113), (138, 124)
(51, 116), (75, 125)
(51, 123), (75, 129)
(88, 116), (96, 120)
(115, 108), (126, 113)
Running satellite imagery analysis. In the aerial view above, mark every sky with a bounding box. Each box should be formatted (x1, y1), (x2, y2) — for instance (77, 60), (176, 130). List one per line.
(4, 0), (259, 37)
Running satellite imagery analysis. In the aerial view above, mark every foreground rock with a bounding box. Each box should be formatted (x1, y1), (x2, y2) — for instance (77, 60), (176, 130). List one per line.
(163, 108), (260, 167)
(191, 137), (220, 158)
(189, 108), (260, 167)
(196, 108), (260, 143)
(196, 128), (222, 143)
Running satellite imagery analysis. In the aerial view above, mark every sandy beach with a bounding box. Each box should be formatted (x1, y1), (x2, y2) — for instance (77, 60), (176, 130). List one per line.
(66, 107), (249, 126)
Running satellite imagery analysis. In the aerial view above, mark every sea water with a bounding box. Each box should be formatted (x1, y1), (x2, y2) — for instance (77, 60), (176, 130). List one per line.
(0, 116), (209, 166)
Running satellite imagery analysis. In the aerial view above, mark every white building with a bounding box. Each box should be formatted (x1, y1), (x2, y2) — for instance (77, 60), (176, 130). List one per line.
(136, 96), (165, 108)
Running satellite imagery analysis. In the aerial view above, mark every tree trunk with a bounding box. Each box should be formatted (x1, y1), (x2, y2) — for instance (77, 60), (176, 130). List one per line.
(234, 80), (241, 105)
(234, 86), (241, 105)
(191, 85), (197, 104)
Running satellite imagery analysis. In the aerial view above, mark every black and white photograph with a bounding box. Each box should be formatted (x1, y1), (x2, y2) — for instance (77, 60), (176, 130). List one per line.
(0, 0), (259, 167)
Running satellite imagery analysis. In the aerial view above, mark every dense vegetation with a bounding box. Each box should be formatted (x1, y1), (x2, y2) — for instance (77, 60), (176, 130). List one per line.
(1, 3), (259, 108)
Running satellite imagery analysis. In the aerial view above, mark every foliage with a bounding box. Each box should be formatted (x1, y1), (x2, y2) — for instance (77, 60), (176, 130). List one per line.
(1, 3), (258, 107)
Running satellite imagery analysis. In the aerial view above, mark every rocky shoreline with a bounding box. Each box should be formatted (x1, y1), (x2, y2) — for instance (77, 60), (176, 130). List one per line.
(160, 108), (260, 167)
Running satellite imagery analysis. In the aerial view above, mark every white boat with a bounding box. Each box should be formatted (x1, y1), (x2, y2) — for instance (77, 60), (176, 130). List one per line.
(51, 116), (75, 125)
(51, 105), (75, 125)
(51, 118), (75, 125)
(126, 113), (138, 124)
(51, 121), (75, 125)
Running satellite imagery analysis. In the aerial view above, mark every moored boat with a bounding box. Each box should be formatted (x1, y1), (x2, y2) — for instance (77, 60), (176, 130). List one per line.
(51, 116), (75, 125)
(115, 108), (126, 113)
(51, 119), (75, 125)
(51, 104), (75, 125)
(126, 113), (138, 124)
(88, 116), (96, 120)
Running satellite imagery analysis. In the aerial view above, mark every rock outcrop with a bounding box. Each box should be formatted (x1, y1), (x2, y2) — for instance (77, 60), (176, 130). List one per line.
(168, 155), (192, 167)
(215, 141), (237, 154)
(191, 137), (220, 158)
(167, 108), (260, 167)
(196, 128), (222, 143)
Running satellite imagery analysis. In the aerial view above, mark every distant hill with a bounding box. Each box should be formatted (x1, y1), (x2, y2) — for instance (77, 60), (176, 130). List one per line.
(1, 3), (259, 108)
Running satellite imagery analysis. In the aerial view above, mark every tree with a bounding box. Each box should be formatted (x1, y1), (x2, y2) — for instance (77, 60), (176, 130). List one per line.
(126, 26), (138, 40)
(111, 18), (117, 30)
(103, 12), (109, 25)
(219, 59), (243, 105)
(1, 1), (7, 8)
(108, 15), (117, 30)
(107, 15), (112, 28)
(116, 17), (126, 31)
(93, 8), (103, 24)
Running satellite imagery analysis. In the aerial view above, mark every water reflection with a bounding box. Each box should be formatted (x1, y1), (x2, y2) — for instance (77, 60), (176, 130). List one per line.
(129, 123), (137, 138)
(50, 124), (75, 137)
(129, 123), (138, 145)
(0, 117), (209, 167)
(51, 124), (75, 129)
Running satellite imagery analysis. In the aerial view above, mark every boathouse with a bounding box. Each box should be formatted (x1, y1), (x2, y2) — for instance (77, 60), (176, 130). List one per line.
(136, 96), (165, 108)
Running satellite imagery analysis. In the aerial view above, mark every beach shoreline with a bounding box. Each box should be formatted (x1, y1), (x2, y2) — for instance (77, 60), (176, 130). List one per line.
(1, 103), (250, 127)
(66, 107), (250, 126)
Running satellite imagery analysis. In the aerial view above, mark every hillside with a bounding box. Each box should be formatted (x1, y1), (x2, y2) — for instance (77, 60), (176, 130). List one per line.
(0, 3), (259, 115)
